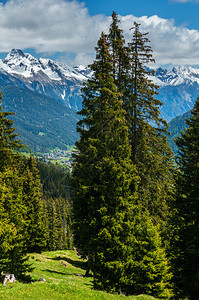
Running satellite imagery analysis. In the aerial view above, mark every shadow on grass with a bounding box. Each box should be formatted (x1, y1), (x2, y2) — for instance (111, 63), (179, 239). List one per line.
(43, 269), (66, 275)
(47, 256), (87, 271)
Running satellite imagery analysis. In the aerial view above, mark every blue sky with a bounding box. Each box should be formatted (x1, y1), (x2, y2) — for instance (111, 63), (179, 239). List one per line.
(0, 0), (199, 67)
(84, 0), (199, 30)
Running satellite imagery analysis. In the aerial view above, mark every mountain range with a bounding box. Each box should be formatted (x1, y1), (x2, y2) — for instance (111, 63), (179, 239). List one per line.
(154, 66), (199, 121)
(0, 49), (91, 151)
(0, 49), (198, 151)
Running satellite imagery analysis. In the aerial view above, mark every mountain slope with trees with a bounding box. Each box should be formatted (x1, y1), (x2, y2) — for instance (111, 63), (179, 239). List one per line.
(0, 82), (79, 151)
(168, 110), (191, 154)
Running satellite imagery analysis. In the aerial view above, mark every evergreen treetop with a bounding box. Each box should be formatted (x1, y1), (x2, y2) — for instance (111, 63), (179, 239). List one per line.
(0, 93), (21, 151)
(0, 93), (22, 170)
(108, 11), (130, 94)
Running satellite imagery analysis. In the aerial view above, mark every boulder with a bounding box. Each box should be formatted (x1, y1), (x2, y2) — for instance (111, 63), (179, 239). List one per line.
(2, 274), (16, 286)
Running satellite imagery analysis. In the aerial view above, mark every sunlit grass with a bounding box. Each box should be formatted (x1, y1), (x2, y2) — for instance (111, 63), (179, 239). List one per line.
(0, 250), (157, 300)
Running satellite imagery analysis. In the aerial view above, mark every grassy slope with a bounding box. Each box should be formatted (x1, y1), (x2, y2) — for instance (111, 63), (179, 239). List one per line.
(0, 250), (157, 300)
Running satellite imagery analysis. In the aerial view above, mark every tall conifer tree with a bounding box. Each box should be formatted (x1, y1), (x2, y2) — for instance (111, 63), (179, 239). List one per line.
(0, 163), (32, 280)
(108, 11), (130, 95)
(72, 32), (173, 297)
(0, 94), (32, 279)
(173, 96), (199, 300)
(22, 156), (46, 253)
(107, 16), (175, 235)
(0, 170), (18, 276)
(0, 93), (21, 171)
(125, 22), (175, 232)
(73, 30), (136, 282)
(0, 94), (43, 279)
(47, 198), (61, 251)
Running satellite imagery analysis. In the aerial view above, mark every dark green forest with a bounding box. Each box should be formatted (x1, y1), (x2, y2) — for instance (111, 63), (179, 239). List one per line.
(0, 96), (73, 279)
(1, 12), (199, 300)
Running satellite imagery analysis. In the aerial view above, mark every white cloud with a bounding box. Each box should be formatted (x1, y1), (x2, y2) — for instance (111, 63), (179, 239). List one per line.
(1, 0), (199, 66)
(0, 0), (109, 58)
(120, 14), (199, 66)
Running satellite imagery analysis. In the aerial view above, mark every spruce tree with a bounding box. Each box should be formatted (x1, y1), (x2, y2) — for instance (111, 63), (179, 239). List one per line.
(108, 17), (175, 236)
(47, 198), (61, 251)
(108, 11), (130, 95)
(72, 32), (173, 297)
(0, 170), (18, 276)
(0, 163), (32, 280)
(0, 94), (31, 280)
(73, 30), (136, 282)
(40, 198), (50, 250)
(0, 93), (21, 171)
(22, 156), (47, 253)
(173, 96), (199, 300)
(56, 197), (72, 249)
(120, 210), (173, 298)
(125, 22), (175, 233)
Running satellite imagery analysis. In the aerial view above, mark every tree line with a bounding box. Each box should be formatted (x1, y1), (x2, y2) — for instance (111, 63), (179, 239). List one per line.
(72, 12), (199, 299)
(0, 95), (72, 281)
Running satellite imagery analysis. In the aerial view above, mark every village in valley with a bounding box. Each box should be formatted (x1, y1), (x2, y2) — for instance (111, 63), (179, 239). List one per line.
(38, 147), (74, 169)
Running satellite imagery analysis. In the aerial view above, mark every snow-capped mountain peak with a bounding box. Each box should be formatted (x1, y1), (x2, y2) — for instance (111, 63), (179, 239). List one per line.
(0, 49), (90, 82)
(73, 65), (93, 77)
(5, 49), (25, 59)
(0, 49), (93, 111)
(4, 49), (199, 89)
(155, 65), (199, 86)
(1, 49), (45, 78)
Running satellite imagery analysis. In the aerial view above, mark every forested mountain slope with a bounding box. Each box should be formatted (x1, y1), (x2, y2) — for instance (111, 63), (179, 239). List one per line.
(168, 110), (191, 154)
(0, 82), (79, 151)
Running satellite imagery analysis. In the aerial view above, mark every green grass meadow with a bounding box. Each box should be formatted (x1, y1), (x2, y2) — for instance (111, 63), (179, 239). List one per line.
(0, 250), (157, 300)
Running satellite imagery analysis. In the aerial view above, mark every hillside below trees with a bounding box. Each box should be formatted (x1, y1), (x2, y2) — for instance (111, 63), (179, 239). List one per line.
(168, 110), (191, 154)
(0, 250), (157, 300)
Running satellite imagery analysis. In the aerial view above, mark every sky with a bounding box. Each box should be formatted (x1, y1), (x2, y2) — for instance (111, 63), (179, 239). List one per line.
(1, 0), (199, 67)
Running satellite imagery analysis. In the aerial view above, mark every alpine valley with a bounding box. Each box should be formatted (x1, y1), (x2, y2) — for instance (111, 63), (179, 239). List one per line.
(0, 49), (198, 151)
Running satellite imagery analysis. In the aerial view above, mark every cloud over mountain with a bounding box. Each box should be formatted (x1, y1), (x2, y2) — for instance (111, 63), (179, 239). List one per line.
(121, 14), (199, 66)
(1, 0), (199, 66)
(0, 0), (109, 64)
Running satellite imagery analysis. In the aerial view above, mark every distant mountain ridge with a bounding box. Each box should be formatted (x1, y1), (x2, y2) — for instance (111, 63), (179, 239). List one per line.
(154, 66), (199, 121)
(1, 49), (199, 120)
(0, 49), (199, 151)
(0, 49), (92, 112)
(0, 49), (89, 151)
(155, 65), (199, 86)
(168, 110), (191, 155)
